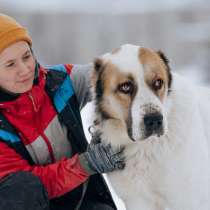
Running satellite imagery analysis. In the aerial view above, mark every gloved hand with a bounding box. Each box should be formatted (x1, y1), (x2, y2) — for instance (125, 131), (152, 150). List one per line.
(79, 142), (125, 175)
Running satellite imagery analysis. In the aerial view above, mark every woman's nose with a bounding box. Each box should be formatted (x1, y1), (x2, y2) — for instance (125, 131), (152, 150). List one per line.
(17, 62), (31, 75)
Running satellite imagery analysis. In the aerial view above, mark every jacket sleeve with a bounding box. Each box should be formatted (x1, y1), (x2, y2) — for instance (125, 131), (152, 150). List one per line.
(0, 142), (90, 199)
(67, 64), (93, 110)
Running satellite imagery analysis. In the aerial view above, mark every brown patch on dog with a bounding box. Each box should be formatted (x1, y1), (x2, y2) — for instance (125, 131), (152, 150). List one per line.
(139, 48), (169, 101)
(157, 50), (172, 90)
(98, 61), (134, 123)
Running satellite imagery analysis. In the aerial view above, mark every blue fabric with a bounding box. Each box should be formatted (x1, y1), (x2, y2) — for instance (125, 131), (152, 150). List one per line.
(45, 64), (75, 113)
(0, 129), (20, 143)
(53, 75), (74, 113)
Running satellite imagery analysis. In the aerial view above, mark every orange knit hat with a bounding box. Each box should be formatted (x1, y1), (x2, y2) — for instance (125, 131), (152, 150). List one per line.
(0, 14), (32, 54)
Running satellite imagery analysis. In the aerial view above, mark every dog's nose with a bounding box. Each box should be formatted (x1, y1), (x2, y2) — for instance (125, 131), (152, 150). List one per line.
(144, 113), (163, 136)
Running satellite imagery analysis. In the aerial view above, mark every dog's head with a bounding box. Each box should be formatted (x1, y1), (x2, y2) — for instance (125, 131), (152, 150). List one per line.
(91, 44), (172, 143)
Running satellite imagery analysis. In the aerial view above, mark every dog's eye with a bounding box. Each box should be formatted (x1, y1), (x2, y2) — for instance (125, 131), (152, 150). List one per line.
(152, 79), (164, 91)
(118, 81), (134, 94)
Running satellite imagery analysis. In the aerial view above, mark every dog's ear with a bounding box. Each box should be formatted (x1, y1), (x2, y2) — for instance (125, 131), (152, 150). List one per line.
(91, 58), (104, 92)
(157, 51), (169, 66)
(94, 58), (104, 73)
(157, 50), (172, 91)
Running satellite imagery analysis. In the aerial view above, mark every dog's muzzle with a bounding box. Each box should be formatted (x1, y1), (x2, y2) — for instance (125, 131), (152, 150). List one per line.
(143, 112), (164, 138)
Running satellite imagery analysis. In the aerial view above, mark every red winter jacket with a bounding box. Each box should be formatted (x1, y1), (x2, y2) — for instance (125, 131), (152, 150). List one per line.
(0, 64), (91, 198)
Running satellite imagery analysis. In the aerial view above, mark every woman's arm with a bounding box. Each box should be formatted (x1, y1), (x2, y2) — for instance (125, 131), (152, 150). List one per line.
(70, 64), (93, 110)
(0, 140), (125, 199)
(0, 142), (90, 199)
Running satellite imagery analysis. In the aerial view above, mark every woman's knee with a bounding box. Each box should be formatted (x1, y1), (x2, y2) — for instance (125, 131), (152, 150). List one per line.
(0, 171), (49, 210)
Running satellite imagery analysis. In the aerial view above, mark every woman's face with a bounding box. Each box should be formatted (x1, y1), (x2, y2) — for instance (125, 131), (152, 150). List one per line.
(0, 41), (36, 94)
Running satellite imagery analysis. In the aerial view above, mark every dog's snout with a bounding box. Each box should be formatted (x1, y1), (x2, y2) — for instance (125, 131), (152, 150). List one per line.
(144, 113), (163, 137)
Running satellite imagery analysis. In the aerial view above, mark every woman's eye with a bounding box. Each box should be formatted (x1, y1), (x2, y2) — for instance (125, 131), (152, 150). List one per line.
(23, 54), (31, 60)
(152, 79), (164, 91)
(5, 62), (15, 68)
(118, 81), (134, 94)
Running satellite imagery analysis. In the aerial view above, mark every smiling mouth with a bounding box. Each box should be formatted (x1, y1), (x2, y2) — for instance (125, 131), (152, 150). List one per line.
(18, 77), (32, 83)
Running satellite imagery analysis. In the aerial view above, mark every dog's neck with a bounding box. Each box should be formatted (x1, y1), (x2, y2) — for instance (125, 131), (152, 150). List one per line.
(91, 115), (141, 159)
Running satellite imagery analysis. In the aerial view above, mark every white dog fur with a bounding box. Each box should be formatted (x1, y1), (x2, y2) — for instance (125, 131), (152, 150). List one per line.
(91, 44), (210, 210)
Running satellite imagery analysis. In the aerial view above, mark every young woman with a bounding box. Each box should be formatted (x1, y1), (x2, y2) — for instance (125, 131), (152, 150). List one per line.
(0, 13), (125, 210)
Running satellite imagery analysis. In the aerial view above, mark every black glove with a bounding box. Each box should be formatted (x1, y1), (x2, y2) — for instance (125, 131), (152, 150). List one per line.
(79, 142), (125, 175)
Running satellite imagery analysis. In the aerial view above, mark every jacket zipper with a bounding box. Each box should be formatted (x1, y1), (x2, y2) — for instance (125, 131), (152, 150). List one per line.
(28, 92), (55, 163)
(28, 92), (38, 112)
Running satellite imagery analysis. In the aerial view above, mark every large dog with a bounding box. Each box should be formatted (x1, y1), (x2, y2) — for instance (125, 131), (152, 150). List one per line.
(90, 44), (210, 210)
